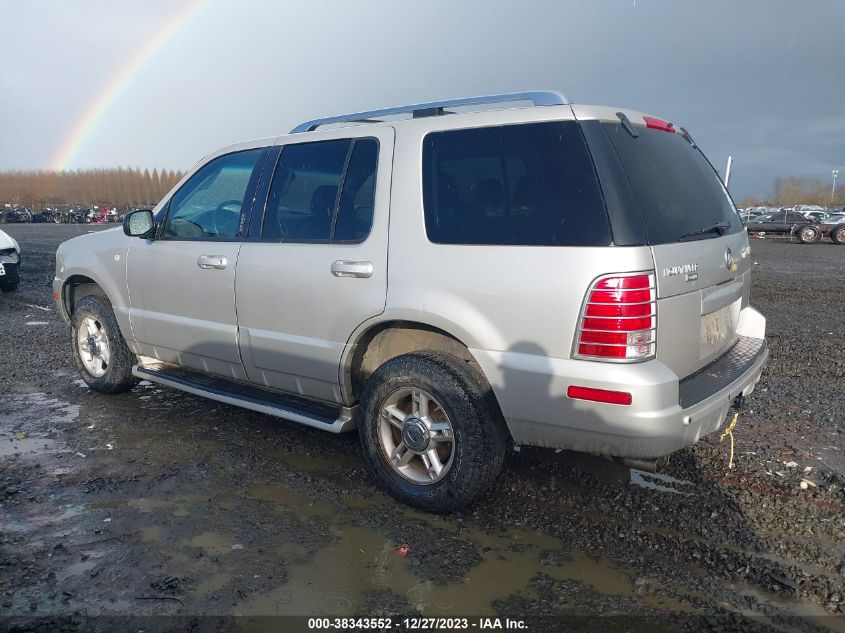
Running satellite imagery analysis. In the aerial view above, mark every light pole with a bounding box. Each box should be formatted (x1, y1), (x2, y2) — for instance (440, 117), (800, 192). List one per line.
(833, 170), (839, 203)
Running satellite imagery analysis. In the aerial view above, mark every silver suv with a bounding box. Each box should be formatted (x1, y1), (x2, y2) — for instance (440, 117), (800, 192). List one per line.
(54, 91), (768, 511)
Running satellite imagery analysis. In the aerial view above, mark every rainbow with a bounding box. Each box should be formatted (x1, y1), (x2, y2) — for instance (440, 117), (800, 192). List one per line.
(51, 0), (208, 172)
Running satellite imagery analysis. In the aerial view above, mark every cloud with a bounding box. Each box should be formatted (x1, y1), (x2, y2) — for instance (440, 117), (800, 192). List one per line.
(1, 0), (842, 200)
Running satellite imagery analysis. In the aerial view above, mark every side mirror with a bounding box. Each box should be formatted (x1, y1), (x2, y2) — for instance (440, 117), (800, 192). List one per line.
(123, 210), (156, 239)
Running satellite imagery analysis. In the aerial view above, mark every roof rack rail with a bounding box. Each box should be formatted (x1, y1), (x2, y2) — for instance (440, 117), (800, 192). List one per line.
(290, 90), (568, 134)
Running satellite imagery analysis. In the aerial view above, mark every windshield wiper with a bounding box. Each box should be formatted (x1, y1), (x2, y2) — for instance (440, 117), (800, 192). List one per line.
(679, 221), (730, 241)
(616, 112), (639, 138)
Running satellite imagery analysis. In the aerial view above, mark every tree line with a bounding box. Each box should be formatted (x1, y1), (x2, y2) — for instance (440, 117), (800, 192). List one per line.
(2, 167), (840, 212)
(0, 168), (185, 210)
(740, 176), (844, 208)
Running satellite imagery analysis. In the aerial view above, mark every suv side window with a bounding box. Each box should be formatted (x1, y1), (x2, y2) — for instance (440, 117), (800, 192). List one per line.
(162, 148), (265, 240)
(333, 139), (378, 242)
(422, 121), (610, 246)
(262, 138), (379, 243)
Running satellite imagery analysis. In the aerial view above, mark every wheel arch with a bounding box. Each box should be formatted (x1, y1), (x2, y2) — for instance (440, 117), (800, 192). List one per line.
(62, 274), (108, 317)
(342, 319), (497, 405)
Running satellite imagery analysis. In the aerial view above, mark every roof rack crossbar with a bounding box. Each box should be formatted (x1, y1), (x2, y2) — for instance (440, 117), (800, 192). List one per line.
(290, 90), (568, 133)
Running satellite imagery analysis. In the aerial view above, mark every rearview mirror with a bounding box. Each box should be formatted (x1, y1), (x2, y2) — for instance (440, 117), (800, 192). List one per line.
(123, 210), (156, 239)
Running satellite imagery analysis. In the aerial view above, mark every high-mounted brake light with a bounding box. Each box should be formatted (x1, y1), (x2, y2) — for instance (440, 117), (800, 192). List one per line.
(573, 272), (656, 362)
(643, 115), (675, 133)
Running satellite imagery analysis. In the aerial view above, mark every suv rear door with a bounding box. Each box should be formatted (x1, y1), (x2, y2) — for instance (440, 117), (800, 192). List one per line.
(235, 127), (394, 404)
(578, 107), (751, 379)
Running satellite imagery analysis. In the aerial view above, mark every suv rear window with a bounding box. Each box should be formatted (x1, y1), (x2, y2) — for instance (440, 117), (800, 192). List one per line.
(602, 123), (742, 245)
(422, 121), (611, 246)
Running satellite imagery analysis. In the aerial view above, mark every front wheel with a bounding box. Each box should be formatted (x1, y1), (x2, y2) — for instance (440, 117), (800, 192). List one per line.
(71, 294), (139, 393)
(831, 225), (845, 244)
(358, 351), (509, 512)
(798, 225), (821, 244)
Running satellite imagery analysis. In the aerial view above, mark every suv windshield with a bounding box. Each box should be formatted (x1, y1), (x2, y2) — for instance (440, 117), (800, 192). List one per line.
(603, 123), (742, 245)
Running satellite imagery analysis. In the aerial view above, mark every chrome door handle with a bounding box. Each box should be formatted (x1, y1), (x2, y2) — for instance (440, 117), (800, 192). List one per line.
(197, 255), (228, 270)
(331, 260), (373, 278)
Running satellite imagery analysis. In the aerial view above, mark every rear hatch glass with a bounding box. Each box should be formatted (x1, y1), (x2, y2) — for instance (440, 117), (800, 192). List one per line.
(602, 122), (742, 245)
(602, 121), (750, 378)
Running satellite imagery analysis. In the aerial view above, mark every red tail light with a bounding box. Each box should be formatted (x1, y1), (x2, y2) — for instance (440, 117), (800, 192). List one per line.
(574, 272), (656, 362)
(643, 116), (675, 133)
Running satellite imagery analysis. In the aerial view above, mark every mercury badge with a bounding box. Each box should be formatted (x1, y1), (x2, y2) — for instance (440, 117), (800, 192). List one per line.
(725, 247), (737, 272)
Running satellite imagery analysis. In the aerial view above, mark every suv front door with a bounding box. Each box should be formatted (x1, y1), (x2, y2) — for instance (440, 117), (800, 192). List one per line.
(126, 147), (268, 379)
(236, 128), (393, 403)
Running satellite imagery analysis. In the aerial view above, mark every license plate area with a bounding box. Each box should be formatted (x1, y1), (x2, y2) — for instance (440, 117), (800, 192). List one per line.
(699, 299), (740, 361)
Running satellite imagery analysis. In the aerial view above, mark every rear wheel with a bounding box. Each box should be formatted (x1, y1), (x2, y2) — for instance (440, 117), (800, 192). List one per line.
(71, 295), (139, 393)
(831, 225), (845, 244)
(798, 225), (821, 244)
(358, 351), (509, 512)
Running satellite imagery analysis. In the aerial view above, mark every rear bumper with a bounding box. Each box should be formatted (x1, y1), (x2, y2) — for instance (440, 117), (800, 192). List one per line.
(471, 307), (768, 459)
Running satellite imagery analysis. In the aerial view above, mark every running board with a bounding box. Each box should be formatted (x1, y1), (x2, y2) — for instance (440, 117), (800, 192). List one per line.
(132, 362), (356, 433)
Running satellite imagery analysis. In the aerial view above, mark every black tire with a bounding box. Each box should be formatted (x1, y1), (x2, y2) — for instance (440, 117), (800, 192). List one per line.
(797, 225), (821, 244)
(71, 294), (139, 394)
(0, 281), (18, 292)
(831, 225), (845, 244)
(358, 351), (509, 512)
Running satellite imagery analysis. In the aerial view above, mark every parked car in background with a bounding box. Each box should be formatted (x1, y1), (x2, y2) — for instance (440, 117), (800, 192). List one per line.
(825, 213), (845, 224)
(1, 207), (33, 223)
(740, 210), (767, 222)
(804, 211), (829, 223)
(745, 209), (818, 241)
(746, 209), (845, 244)
(0, 228), (21, 291)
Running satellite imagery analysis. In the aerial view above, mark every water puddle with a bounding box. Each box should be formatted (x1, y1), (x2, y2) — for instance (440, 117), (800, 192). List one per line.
(0, 435), (57, 457)
(1, 392), (80, 428)
(265, 447), (360, 474)
(193, 570), (233, 595)
(56, 553), (102, 583)
(140, 526), (164, 542)
(233, 501), (678, 618)
(732, 585), (845, 633)
(126, 496), (200, 517)
(183, 531), (238, 557)
(552, 551), (634, 595)
(3, 505), (87, 533)
(248, 482), (337, 519)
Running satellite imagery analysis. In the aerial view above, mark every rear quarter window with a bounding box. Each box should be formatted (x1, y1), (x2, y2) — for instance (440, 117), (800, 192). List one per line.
(603, 123), (742, 245)
(422, 121), (611, 246)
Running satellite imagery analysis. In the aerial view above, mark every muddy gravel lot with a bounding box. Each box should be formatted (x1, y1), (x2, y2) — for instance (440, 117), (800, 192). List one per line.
(0, 224), (843, 632)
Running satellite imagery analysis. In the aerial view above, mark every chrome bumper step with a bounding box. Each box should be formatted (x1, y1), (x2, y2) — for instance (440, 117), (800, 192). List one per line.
(132, 362), (356, 433)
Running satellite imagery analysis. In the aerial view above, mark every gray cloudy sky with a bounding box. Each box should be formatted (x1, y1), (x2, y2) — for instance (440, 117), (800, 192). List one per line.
(1, 0), (843, 200)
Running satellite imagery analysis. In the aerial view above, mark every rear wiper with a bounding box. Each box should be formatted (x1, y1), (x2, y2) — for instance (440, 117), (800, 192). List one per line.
(616, 112), (639, 138)
(679, 221), (730, 241)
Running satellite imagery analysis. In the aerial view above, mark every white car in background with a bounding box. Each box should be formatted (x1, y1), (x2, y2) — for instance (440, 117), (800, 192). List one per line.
(0, 228), (21, 291)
